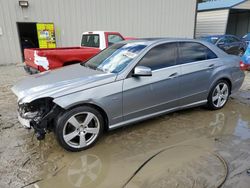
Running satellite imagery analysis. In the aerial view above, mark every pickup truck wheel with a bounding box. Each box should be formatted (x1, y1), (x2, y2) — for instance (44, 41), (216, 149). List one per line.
(207, 80), (230, 110)
(55, 106), (104, 152)
(23, 66), (32, 74)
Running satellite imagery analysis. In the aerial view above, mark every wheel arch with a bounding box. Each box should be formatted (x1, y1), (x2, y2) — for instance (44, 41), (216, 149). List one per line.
(63, 102), (109, 131)
(209, 77), (232, 95)
(207, 77), (232, 110)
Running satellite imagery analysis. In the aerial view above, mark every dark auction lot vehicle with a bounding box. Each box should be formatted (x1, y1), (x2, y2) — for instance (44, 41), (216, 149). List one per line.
(12, 38), (245, 151)
(199, 34), (247, 56)
(24, 31), (134, 74)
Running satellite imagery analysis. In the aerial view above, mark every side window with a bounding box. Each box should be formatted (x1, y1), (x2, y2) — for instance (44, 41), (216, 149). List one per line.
(138, 43), (177, 70)
(108, 34), (123, 46)
(206, 47), (218, 59)
(178, 42), (217, 64)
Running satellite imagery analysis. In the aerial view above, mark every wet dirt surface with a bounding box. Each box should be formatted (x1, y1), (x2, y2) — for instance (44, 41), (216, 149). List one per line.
(0, 65), (250, 188)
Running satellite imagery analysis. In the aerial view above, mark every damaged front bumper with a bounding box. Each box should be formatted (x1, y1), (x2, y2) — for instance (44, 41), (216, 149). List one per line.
(17, 98), (61, 140)
(18, 107), (41, 129)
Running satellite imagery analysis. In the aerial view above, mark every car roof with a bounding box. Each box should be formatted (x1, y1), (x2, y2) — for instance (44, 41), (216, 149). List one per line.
(119, 37), (228, 57)
(200, 34), (238, 38)
(120, 38), (207, 46)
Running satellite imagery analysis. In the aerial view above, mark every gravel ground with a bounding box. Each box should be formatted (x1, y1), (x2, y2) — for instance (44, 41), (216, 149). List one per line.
(0, 65), (57, 188)
(0, 64), (250, 188)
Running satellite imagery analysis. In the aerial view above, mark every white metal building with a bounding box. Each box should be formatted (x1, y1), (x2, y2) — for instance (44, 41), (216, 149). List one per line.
(0, 0), (197, 65)
(196, 0), (250, 37)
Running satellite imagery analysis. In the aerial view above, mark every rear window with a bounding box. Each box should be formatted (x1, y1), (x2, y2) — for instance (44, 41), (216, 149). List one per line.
(81, 34), (100, 48)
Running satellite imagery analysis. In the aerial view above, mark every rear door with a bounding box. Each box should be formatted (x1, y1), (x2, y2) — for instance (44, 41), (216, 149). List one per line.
(122, 42), (181, 121)
(178, 42), (218, 106)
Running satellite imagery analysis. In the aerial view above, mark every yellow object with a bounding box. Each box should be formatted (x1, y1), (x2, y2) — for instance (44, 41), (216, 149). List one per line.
(36, 23), (56, 48)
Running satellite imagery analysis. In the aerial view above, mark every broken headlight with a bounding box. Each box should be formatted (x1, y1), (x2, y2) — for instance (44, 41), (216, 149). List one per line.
(18, 98), (54, 120)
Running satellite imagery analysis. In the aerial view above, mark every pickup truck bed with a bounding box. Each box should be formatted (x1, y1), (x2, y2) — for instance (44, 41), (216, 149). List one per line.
(24, 47), (100, 73)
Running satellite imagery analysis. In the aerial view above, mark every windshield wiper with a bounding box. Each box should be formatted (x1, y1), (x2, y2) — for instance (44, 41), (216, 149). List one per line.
(81, 62), (104, 72)
(82, 63), (99, 71)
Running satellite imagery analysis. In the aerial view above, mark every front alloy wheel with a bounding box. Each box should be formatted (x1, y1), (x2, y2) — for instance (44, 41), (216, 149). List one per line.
(56, 106), (104, 151)
(208, 80), (230, 110)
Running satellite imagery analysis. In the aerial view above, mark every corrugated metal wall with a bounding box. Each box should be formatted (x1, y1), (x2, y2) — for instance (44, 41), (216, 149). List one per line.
(227, 11), (250, 37)
(195, 9), (229, 37)
(0, 0), (197, 65)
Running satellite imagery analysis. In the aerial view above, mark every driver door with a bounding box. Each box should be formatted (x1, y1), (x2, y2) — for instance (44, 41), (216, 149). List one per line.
(122, 42), (181, 121)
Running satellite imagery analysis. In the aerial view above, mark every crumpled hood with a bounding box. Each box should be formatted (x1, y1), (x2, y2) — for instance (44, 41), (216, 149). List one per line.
(12, 64), (116, 103)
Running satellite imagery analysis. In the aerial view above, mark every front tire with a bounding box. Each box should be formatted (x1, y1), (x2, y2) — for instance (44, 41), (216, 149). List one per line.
(55, 106), (104, 152)
(207, 80), (230, 110)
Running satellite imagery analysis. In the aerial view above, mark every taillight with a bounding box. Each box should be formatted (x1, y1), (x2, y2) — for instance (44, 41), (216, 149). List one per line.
(240, 61), (246, 71)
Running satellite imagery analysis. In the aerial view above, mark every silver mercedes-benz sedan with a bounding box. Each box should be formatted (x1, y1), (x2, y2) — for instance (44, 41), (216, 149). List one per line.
(12, 38), (245, 151)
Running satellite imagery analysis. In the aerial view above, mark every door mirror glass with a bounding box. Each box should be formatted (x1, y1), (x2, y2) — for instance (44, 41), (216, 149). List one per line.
(133, 66), (152, 77)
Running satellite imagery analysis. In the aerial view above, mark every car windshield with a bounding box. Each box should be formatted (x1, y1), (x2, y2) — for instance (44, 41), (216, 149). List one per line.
(83, 42), (147, 73)
(200, 36), (219, 44)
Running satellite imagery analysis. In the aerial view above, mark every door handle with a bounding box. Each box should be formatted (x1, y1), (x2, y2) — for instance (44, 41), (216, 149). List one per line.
(169, 72), (178, 78)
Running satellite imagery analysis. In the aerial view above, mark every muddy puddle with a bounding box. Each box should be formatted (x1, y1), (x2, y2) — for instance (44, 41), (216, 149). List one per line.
(0, 66), (250, 188)
(31, 101), (250, 188)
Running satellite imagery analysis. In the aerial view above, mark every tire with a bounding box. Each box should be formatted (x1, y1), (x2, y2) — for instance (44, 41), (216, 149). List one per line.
(207, 80), (230, 110)
(23, 66), (32, 74)
(55, 106), (104, 152)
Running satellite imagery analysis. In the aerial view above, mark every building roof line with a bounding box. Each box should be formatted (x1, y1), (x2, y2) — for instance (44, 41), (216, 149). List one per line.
(198, 0), (247, 11)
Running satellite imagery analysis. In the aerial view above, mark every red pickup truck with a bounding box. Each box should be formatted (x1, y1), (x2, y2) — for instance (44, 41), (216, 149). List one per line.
(24, 31), (135, 74)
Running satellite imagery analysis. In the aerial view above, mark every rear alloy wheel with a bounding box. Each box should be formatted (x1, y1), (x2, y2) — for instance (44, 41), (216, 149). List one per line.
(207, 80), (230, 110)
(56, 106), (104, 151)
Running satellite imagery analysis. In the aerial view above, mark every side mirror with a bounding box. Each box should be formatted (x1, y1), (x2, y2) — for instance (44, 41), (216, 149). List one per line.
(133, 66), (152, 77)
